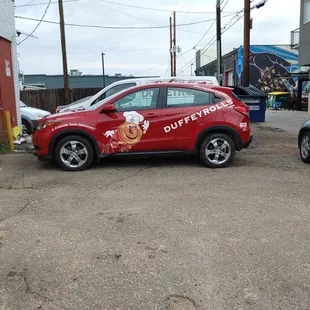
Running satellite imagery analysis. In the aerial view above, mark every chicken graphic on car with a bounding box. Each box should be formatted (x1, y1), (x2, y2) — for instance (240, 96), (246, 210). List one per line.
(103, 111), (150, 153)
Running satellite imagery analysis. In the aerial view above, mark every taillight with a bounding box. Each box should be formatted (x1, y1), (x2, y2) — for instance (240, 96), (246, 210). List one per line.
(234, 106), (249, 118)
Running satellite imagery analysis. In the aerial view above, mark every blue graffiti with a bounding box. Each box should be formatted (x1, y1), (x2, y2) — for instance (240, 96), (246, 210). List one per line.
(274, 101), (282, 109)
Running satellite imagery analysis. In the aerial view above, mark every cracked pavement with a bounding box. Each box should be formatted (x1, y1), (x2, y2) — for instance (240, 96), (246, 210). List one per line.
(1, 124), (310, 309)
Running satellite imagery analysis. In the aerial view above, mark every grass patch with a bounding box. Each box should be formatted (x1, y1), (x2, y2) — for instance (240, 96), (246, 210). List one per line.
(0, 184), (13, 189)
(0, 142), (10, 154)
(0, 183), (35, 190)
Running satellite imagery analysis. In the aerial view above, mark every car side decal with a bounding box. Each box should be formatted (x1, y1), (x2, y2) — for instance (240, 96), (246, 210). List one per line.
(103, 111), (150, 153)
(53, 123), (96, 131)
(164, 100), (234, 134)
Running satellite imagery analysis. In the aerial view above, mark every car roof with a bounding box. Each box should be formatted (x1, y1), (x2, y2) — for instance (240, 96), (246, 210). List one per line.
(110, 76), (219, 85)
(126, 82), (233, 91)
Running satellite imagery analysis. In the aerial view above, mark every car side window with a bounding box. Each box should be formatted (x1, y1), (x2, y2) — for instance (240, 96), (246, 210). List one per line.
(166, 87), (213, 108)
(91, 83), (136, 106)
(215, 95), (224, 103)
(106, 83), (136, 97)
(112, 88), (160, 112)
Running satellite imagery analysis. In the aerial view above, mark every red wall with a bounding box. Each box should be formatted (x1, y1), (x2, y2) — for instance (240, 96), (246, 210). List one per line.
(0, 37), (17, 127)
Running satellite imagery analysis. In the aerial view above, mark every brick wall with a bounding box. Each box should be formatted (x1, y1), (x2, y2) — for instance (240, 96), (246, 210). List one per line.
(0, 0), (21, 126)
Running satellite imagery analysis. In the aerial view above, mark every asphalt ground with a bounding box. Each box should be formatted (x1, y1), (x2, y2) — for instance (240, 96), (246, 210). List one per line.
(1, 124), (310, 310)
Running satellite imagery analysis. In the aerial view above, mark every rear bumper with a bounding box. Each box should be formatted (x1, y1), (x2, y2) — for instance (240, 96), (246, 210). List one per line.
(242, 135), (253, 149)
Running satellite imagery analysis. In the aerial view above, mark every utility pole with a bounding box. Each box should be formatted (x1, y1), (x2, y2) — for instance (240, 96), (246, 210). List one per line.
(58, 0), (70, 104)
(101, 52), (105, 88)
(190, 63), (194, 76)
(216, 0), (222, 85)
(243, 0), (251, 86)
(169, 16), (173, 77)
(173, 11), (176, 77)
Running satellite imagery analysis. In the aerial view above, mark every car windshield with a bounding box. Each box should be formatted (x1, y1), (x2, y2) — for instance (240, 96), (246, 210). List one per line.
(87, 89), (130, 111)
(69, 96), (92, 106)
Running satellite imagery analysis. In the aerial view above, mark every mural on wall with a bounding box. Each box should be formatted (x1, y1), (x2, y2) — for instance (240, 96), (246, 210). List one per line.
(237, 45), (300, 93)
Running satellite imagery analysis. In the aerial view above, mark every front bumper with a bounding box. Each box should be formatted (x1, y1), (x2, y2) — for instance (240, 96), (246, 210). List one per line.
(243, 134), (253, 148)
(34, 152), (53, 162)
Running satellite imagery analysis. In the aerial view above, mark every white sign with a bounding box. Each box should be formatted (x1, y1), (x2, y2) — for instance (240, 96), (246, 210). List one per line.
(5, 60), (11, 77)
(243, 99), (260, 104)
(249, 105), (260, 111)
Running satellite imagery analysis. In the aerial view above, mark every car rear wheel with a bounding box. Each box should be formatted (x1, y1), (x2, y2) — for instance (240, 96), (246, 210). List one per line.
(300, 132), (310, 163)
(55, 135), (94, 171)
(199, 133), (235, 168)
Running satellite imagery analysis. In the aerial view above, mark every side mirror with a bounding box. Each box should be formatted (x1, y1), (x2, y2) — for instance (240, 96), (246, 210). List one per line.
(101, 103), (116, 113)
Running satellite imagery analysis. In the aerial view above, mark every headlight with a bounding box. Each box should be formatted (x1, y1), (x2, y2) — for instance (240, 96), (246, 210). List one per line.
(36, 120), (60, 131)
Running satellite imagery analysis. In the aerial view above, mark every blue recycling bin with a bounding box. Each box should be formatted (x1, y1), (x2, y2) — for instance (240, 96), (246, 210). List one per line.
(231, 85), (267, 122)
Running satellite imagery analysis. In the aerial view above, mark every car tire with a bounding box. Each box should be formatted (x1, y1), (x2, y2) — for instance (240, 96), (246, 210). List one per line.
(22, 120), (32, 135)
(300, 131), (310, 164)
(55, 135), (94, 171)
(199, 133), (236, 168)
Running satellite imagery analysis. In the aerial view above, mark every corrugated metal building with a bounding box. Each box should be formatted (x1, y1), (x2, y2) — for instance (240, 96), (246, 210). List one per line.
(23, 74), (158, 89)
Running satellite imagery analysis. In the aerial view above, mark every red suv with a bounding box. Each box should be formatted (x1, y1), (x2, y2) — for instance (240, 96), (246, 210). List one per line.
(32, 83), (252, 171)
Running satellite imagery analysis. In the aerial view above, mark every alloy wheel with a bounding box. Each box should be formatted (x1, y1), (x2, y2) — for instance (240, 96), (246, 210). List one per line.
(301, 135), (310, 159)
(205, 138), (231, 165)
(60, 141), (88, 169)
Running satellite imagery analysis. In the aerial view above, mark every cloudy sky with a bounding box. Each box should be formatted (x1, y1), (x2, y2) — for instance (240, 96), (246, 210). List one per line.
(15, 0), (300, 77)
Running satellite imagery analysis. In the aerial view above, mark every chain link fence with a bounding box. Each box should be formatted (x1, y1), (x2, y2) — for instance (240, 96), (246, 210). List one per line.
(0, 109), (10, 153)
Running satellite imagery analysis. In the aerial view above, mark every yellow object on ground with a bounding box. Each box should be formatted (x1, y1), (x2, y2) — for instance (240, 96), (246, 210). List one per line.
(12, 126), (22, 140)
(4, 111), (14, 152)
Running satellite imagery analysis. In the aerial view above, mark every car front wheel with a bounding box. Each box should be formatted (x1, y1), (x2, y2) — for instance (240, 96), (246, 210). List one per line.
(300, 131), (310, 163)
(55, 135), (94, 171)
(22, 120), (32, 135)
(199, 133), (235, 168)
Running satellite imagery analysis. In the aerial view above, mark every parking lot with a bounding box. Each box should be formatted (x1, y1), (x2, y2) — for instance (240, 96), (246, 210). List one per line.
(1, 123), (310, 310)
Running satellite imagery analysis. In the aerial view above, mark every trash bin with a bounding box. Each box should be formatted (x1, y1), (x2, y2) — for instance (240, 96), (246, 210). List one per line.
(267, 92), (290, 109)
(231, 85), (267, 122)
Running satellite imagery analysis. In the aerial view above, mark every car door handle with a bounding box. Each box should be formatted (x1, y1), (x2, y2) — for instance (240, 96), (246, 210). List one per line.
(145, 113), (160, 118)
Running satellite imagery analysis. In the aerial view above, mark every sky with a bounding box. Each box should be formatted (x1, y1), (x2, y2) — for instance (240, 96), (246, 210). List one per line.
(14, 0), (301, 77)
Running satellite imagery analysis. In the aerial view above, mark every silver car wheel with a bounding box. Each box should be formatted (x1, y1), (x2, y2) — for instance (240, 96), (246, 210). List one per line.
(301, 135), (310, 159)
(205, 138), (231, 165)
(60, 141), (88, 168)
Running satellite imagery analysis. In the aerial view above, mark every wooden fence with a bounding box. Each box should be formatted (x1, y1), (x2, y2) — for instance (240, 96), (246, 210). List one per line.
(20, 88), (102, 113)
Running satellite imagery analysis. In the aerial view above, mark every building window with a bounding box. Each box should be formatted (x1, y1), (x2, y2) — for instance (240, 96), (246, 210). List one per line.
(304, 0), (310, 24)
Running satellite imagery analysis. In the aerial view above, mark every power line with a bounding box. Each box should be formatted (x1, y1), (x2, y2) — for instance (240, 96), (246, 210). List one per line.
(177, 35), (216, 74)
(185, 0), (197, 15)
(15, 15), (220, 29)
(179, 0), (197, 20)
(163, 61), (171, 77)
(132, 61), (169, 76)
(171, 10), (237, 59)
(193, 20), (216, 50)
(19, 0), (39, 6)
(100, 0), (237, 14)
(100, 3), (162, 26)
(15, 0), (236, 13)
(15, 0), (78, 7)
(221, 0), (230, 11)
(176, 10), (244, 74)
(18, 45), (197, 55)
(99, 3), (205, 35)
(18, 0), (52, 45)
